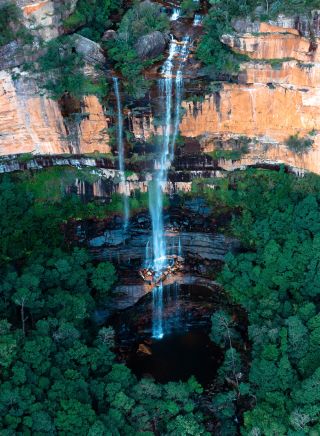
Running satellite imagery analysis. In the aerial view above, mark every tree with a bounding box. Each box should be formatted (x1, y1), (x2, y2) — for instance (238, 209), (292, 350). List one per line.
(91, 262), (117, 296)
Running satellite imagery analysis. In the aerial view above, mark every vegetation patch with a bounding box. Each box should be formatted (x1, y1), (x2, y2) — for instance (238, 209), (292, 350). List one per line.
(285, 133), (314, 154)
(193, 168), (320, 433)
(63, 0), (122, 41)
(0, 2), (33, 47)
(34, 35), (108, 100)
(106, 1), (169, 97)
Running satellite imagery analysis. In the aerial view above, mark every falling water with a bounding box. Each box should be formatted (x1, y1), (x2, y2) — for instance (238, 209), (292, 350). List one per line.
(150, 34), (191, 339)
(170, 36), (191, 159)
(170, 7), (181, 21)
(145, 240), (152, 268)
(178, 236), (182, 257)
(152, 283), (164, 339)
(193, 14), (203, 26)
(113, 77), (129, 230)
(149, 38), (178, 276)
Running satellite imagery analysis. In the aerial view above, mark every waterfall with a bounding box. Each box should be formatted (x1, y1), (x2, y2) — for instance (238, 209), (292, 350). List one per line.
(149, 38), (178, 276)
(170, 8), (181, 21)
(152, 283), (164, 339)
(170, 36), (191, 159)
(145, 240), (151, 268)
(193, 14), (203, 26)
(113, 77), (129, 230)
(178, 236), (182, 257)
(150, 35), (191, 339)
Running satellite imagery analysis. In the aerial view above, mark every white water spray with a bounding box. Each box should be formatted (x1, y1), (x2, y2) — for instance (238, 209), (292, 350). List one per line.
(152, 282), (164, 339)
(193, 14), (203, 26)
(150, 34), (192, 339)
(170, 8), (181, 21)
(113, 77), (129, 230)
(178, 236), (182, 257)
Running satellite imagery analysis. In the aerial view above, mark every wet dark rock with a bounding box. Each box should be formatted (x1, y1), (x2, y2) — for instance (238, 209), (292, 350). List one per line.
(138, 343), (152, 355)
(135, 31), (168, 60)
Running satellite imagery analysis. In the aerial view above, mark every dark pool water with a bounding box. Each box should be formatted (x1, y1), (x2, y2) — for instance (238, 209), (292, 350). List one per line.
(112, 282), (225, 386)
(127, 330), (223, 385)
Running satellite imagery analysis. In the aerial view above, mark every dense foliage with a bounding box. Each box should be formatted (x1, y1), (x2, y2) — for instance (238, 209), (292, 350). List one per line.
(0, 2), (33, 47)
(36, 36), (108, 100)
(106, 1), (169, 96)
(196, 168), (320, 434)
(64, 0), (122, 41)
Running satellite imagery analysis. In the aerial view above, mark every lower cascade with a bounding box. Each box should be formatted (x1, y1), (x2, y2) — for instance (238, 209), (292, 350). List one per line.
(148, 32), (192, 338)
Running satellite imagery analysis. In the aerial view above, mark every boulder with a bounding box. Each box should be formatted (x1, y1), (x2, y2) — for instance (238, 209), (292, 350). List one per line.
(71, 34), (106, 65)
(102, 29), (117, 41)
(135, 31), (167, 60)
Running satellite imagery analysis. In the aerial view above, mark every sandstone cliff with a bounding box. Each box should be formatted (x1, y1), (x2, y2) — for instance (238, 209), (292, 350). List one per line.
(1, 5), (320, 175)
(0, 71), (110, 155)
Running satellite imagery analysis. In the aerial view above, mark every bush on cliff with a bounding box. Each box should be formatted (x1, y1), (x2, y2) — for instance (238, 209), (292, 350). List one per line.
(64, 0), (122, 41)
(106, 1), (169, 96)
(36, 36), (108, 100)
(0, 2), (33, 47)
(285, 133), (313, 154)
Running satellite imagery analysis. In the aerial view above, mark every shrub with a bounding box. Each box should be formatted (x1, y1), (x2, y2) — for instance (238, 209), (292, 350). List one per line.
(117, 1), (169, 43)
(37, 36), (108, 100)
(285, 134), (313, 155)
(0, 2), (33, 47)
(181, 0), (200, 16)
(107, 1), (169, 95)
(64, 0), (122, 41)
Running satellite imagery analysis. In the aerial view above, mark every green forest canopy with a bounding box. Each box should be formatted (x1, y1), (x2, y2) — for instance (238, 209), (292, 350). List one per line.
(2, 166), (320, 433)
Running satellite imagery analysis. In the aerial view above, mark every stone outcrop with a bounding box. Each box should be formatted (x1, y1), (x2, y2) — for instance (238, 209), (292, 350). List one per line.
(19, 0), (77, 41)
(135, 31), (168, 59)
(221, 23), (320, 62)
(21, 0), (60, 41)
(0, 71), (111, 155)
(71, 34), (106, 66)
(0, 71), (68, 154)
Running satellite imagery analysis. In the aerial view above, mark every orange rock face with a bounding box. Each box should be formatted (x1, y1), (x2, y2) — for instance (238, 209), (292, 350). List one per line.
(0, 71), (68, 155)
(79, 96), (110, 154)
(179, 81), (320, 142)
(177, 24), (320, 174)
(2, 14), (320, 174)
(22, 0), (51, 15)
(0, 72), (110, 156)
(179, 62), (320, 173)
(221, 22), (320, 62)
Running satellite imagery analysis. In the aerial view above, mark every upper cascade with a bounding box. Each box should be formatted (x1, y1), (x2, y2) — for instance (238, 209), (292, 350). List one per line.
(193, 14), (203, 26)
(170, 8), (181, 21)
